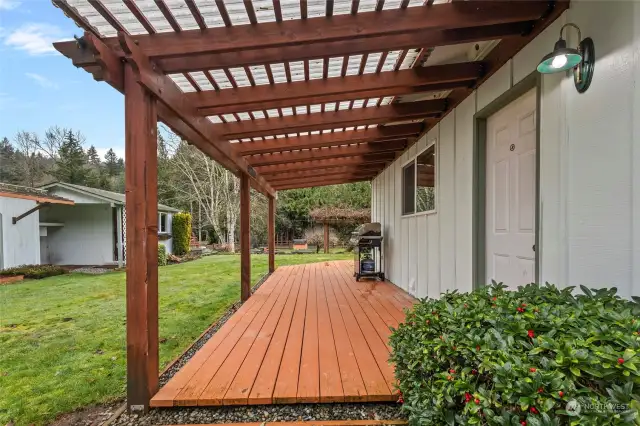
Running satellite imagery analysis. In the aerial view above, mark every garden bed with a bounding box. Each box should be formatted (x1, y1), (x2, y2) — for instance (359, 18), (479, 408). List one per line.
(0, 275), (24, 285)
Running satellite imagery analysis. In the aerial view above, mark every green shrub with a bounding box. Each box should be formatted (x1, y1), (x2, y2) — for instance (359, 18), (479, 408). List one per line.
(0, 264), (67, 279)
(172, 212), (192, 256)
(158, 244), (167, 266)
(390, 283), (640, 426)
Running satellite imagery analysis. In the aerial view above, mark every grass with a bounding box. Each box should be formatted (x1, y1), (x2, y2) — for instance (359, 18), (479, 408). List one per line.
(0, 253), (351, 426)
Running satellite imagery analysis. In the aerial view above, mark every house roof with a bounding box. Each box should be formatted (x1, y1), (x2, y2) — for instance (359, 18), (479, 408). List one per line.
(41, 182), (180, 212)
(52, 0), (568, 192)
(0, 182), (75, 205)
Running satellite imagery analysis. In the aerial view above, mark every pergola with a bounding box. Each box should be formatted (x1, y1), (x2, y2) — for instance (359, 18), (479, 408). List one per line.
(51, 0), (568, 412)
(309, 206), (370, 253)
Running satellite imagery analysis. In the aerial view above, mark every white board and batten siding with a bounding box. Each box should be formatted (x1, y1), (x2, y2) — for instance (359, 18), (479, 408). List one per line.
(373, 0), (640, 299)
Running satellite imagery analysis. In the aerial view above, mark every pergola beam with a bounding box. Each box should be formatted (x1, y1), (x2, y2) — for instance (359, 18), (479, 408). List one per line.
(218, 100), (444, 139)
(246, 140), (406, 167)
(233, 123), (422, 155)
(89, 32), (275, 197)
(54, 3), (546, 73)
(267, 171), (377, 184)
(254, 153), (395, 174)
(262, 166), (384, 179)
(190, 64), (479, 114)
(273, 176), (372, 190)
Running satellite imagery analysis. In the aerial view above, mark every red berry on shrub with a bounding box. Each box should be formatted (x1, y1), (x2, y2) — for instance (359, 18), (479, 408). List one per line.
(426, 320), (430, 324)
(492, 296), (497, 301)
(530, 407), (538, 414)
(521, 422), (527, 426)
(449, 369), (455, 373)
(529, 367), (537, 372)
(465, 392), (472, 402)
(471, 369), (478, 375)
(618, 358), (625, 364)
(447, 375), (453, 381)
(474, 398), (480, 404)
(528, 330), (535, 338)
(559, 391), (564, 397)
(537, 387), (543, 394)
(476, 345), (481, 351)
(521, 303), (527, 307)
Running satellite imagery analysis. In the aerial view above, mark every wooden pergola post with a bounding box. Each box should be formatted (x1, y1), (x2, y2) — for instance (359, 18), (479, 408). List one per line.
(124, 63), (159, 412)
(324, 222), (329, 254)
(268, 196), (276, 273)
(240, 174), (251, 301)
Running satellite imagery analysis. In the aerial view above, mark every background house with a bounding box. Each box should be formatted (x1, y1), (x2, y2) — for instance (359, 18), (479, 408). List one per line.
(0, 184), (74, 269)
(371, 1), (640, 299)
(40, 182), (179, 266)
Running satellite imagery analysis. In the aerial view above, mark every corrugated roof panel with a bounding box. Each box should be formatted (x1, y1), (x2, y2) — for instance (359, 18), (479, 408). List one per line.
(222, 114), (237, 122)
(228, 67), (251, 87)
(252, 111), (266, 119)
(288, 61), (306, 81)
(190, 71), (214, 90)
(345, 54), (363, 76)
(400, 49), (421, 69)
(249, 65), (270, 85)
(209, 70), (233, 89)
(309, 104), (322, 113)
(269, 63), (287, 83)
(327, 57), (344, 78)
(252, 0), (277, 22)
(267, 109), (280, 118)
(338, 101), (351, 110)
(169, 74), (196, 92)
(163, 0), (200, 30)
(224, 0), (252, 25)
(325, 103), (337, 112)
(66, 0), (116, 37)
(366, 98), (380, 107)
(362, 52), (383, 74)
(381, 51), (402, 71)
(281, 107), (294, 116)
(237, 112), (252, 120)
(209, 116), (224, 123)
(308, 59), (324, 80)
(295, 106), (307, 114)
(279, 0), (302, 20)
(352, 99), (365, 109)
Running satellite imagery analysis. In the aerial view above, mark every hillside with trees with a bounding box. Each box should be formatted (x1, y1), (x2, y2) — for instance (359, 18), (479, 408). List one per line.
(0, 125), (371, 247)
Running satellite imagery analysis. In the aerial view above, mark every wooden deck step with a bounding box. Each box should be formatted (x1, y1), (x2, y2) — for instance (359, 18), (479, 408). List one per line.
(166, 420), (408, 426)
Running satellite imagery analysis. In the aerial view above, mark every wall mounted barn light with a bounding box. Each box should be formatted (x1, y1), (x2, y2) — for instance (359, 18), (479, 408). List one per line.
(537, 23), (595, 93)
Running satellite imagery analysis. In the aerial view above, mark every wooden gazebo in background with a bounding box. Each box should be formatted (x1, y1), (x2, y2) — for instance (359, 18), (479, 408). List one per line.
(310, 207), (370, 253)
(51, 0), (567, 412)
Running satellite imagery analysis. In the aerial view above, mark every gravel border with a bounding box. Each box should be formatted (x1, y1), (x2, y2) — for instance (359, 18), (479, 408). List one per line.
(113, 403), (405, 425)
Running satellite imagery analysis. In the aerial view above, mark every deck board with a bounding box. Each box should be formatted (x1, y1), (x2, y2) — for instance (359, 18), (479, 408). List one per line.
(151, 261), (415, 407)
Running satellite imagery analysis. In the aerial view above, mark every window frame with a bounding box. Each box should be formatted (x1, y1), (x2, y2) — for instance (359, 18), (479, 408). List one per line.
(401, 138), (438, 218)
(158, 212), (168, 234)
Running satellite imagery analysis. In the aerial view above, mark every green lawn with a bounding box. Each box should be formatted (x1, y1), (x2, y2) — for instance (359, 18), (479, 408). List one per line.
(0, 253), (351, 426)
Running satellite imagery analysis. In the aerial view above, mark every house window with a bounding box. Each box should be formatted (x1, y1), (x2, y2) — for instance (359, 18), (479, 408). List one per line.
(402, 141), (437, 216)
(402, 161), (416, 215)
(416, 144), (436, 213)
(159, 213), (168, 233)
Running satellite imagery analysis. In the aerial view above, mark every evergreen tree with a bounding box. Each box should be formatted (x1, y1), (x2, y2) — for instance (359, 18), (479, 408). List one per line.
(53, 130), (89, 184)
(86, 145), (101, 166)
(0, 137), (17, 183)
(104, 148), (121, 176)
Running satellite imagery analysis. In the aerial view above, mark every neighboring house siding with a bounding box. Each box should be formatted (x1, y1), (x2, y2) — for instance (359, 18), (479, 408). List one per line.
(373, 1), (640, 298)
(0, 197), (40, 268)
(41, 204), (114, 266)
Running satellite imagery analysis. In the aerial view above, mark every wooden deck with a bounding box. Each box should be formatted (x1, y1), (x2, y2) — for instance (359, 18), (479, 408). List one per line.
(151, 260), (415, 407)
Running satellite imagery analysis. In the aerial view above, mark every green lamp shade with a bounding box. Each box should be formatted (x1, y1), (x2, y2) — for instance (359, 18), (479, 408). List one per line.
(537, 39), (583, 74)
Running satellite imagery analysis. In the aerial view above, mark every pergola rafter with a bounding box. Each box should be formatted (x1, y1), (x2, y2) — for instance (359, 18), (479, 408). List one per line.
(51, 0), (569, 412)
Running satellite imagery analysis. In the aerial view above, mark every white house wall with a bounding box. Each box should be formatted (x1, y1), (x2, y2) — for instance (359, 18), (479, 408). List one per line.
(372, 0), (640, 298)
(41, 204), (115, 266)
(0, 197), (40, 268)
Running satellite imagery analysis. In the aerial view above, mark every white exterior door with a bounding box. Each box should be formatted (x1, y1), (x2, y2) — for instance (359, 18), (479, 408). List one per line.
(486, 89), (537, 288)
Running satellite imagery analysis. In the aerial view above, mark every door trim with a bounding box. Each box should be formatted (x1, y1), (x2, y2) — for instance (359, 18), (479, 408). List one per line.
(472, 71), (541, 288)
